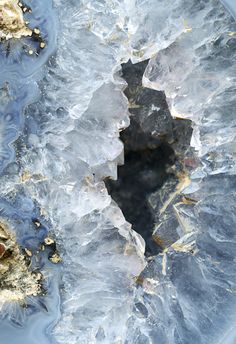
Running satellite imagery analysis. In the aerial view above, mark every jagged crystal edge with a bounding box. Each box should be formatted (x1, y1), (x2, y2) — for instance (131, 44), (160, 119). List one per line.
(12, 1), (147, 343)
(0, 0), (236, 343)
(46, 1), (236, 343)
(128, 1), (236, 343)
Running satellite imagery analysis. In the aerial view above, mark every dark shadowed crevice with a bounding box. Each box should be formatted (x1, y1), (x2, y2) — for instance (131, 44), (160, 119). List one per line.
(106, 143), (175, 256)
(105, 60), (193, 256)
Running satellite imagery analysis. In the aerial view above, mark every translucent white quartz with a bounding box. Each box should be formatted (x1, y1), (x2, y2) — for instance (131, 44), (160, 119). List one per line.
(0, 0), (235, 343)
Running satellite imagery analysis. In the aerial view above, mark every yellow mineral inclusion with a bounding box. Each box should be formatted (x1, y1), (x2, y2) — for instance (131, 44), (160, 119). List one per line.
(0, 222), (42, 307)
(171, 241), (196, 254)
(158, 172), (191, 216)
(183, 19), (192, 33)
(49, 252), (61, 264)
(0, 0), (32, 41)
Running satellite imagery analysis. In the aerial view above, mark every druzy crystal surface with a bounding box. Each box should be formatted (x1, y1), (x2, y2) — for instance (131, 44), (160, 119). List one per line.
(0, 0), (236, 343)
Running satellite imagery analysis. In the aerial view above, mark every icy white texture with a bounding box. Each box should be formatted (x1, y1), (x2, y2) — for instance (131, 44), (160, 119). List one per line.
(22, 2), (148, 342)
(31, 1), (235, 343)
(1, 0), (236, 343)
(143, 1), (236, 174)
(129, 1), (236, 344)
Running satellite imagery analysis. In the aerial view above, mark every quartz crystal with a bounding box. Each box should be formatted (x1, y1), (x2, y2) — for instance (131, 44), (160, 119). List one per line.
(0, 0), (236, 343)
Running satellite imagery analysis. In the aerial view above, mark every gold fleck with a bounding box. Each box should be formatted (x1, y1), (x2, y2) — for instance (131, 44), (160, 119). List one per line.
(158, 172), (191, 215)
(49, 252), (61, 264)
(33, 219), (40, 228)
(135, 275), (144, 286)
(152, 234), (165, 249)
(182, 196), (197, 205)
(40, 41), (46, 49)
(33, 28), (40, 35)
(183, 19), (192, 33)
(20, 170), (31, 182)
(24, 248), (32, 257)
(44, 237), (55, 246)
(28, 49), (34, 55)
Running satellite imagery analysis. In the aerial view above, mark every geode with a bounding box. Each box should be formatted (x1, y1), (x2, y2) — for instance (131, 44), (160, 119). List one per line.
(0, 1), (236, 344)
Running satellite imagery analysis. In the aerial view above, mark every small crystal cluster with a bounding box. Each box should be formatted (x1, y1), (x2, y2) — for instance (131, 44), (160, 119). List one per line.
(0, 222), (42, 307)
(0, 0), (32, 41)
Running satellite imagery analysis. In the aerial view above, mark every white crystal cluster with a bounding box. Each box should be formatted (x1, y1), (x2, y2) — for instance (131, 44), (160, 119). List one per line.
(0, 0), (236, 343)
(24, 0), (236, 343)
(128, 1), (236, 344)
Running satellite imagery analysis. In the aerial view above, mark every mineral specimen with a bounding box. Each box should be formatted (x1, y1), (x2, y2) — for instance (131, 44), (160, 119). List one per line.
(0, 222), (42, 306)
(0, 0), (236, 343)
(0, 0), (32, 41)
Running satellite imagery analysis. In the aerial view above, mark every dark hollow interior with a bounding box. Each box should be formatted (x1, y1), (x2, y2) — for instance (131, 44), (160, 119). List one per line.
(105, 60), (192, 256)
